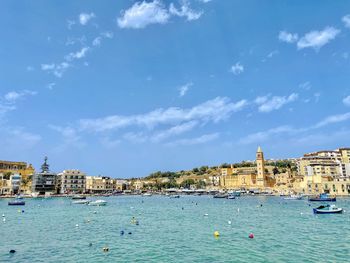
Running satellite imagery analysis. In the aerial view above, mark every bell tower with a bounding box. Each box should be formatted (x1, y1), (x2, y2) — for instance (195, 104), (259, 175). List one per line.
(256, 146), (265, 187)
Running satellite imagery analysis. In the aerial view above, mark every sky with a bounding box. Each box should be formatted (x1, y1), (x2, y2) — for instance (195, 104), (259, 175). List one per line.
(1, 0), (350, 178)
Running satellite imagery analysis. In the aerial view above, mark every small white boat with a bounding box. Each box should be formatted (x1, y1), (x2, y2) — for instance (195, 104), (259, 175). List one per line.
(72, 200), (90, 204)
(88, 200), (107, 206)
(283, 195), (303, 200)
(142, 193), (152, 197)
(313, 204), (343, 214)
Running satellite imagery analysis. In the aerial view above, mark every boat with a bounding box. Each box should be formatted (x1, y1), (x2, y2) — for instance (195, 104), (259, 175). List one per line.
(88, 200), (107, 206)
(72, 200), (90, 204)
(228, 191), (241, 197)
(8, 200), (25, 206)
(227, 195), (236, 199)
(213, 193), (228, 198)
(142, 193), (152, 197)
(72, 195), (86, 200)
(309, 193), (336, 202)
(283, 194), (303, 200)
(313, 204), (343, 214)
(169, 195), (180, 198)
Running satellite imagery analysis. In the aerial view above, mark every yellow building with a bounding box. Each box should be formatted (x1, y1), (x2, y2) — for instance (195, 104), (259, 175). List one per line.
(86, 176), (114, 193)
(220, 147), (275, 190)
(0, 160), (35, 194)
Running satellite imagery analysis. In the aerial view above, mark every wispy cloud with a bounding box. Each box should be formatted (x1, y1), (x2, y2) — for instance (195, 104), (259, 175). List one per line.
(117, 0), (203, 29)
(343, 95), (350, 106)
(151, 121), (198, 142)
(117, 0), (170, 29)
(165, 133), (219, 146)
(299, 81), (311, 90)
(178, 82), (192, 97)
(41, 62), (70, 78)
(239, 126), (300, 144)
(279, 27), (340, 51)
(278, 31), (298, 43)
(297, 27), (340, 50)
(92, 31), (114, 47)
(79, 12), (96, 25)
(79, 97), (248, 132)
(4, 90), (37, 103)
(342, 14), (350, 28)
(314, 112), (350, 128)
(65, 47), (90, 61)
(230, 62), (244, 75)
(255, 93), (298, 113)
(169, 1), (203, 21)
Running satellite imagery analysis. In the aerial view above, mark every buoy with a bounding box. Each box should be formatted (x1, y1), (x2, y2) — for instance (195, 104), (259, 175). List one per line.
(103, 247), (109, 252)
(3, 218), (6, 222)
(204, 213), (208, 216)
(89, 243), (93, 247)
(76, 224), (79, 227)
(249, 233), (254, 239)
(214, 231), (220, 237)
(22, 210), (24, 213)
(237, 208), (240, 213)
(128, 232), (132, 235)
(135, 221), (139, 225)
(182, 207), (184, 210)
(228, 220), (232, 225)
(2, 214), (5, 217)
(18, 209), (21, 213)
(93, 211), (97, 214)
(120, 230), (124, 235)
(9, 249), (16, 254)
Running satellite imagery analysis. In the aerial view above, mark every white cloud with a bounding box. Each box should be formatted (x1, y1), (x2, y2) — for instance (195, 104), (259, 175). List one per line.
(255, 93), (298, 113)
(4, 90), (37, 103)
(343, 95), (350, 106)
(46, 83), (56, 90)
(342, 14), (350, 28)
(230, 62), (244, 75)
(169, 1), (203, 21)
(92, 31), (114, 47)
(49, 125), (84, 151)
(41, 62), (70, 78)
(65, 47), (90, 61)
(165, 133), (219, 146)
(267, 50), (279, 58)
(67, 20), (76, 29)
(79, 12), (95, 25)
(123, 132), (148, 143)
(297, 27), (340, 50)
(198, 0), (212, 3)
(26, 66), (34, 71)
(117, 0), (170, 29)
(100, 137), (121, 148)
(151, 121), (198, 142)
(278, 31), (298, 43)
(299, 81), (311, 90)
(79, 97), (247, 132)
(239, 126), (300, 144)
(178, 82), (192, 97)
(314, 112), (350, 128)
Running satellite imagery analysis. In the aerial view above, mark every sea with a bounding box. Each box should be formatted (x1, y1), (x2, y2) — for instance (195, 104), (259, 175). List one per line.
(1, 195), (349, 262)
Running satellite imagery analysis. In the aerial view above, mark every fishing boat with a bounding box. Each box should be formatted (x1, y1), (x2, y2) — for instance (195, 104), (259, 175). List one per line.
(72, 200), (90, 204)
(283, 194), (303, 200)
(8, 200), (25, 206)
(313, 204), (343, 214)
(227, 195), (236, 199)
(308, 193), (336, 202)
(142, 193), (152, 197)
(72, 195), (86, 200)
(213, 193), (228, 198)
(88, 200), (107, 206)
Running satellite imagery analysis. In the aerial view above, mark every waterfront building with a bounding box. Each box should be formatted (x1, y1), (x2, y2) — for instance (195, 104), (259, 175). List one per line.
(32, 157), (57, 195)
(86, 176), (113, 193)
(0, 174), (12, 195)
(57, 170), (86, 194)
(220, 146), (275, 190)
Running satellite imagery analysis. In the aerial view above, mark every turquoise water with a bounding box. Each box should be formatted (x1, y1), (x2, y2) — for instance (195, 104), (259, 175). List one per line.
(1, 196), (350, 262)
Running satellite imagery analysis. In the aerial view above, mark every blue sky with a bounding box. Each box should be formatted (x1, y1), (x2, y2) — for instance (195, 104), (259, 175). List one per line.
(1, 0), (350, 177)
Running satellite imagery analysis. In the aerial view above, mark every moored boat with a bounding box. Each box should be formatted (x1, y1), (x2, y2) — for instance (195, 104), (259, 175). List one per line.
(72, 200), (90, 204)
(169, 195), (180, 198)
(283, 194), (303, 200)
(313, 204), (343, 214)
(227, 195), (236, 199)
(88, 200), (107, 206)
(72, 195), (86, 200)
(213, 193), (228, 198)
(8, 200), (25, 206)
(142, 193), (152, 197)
(309, 193), (336, 202)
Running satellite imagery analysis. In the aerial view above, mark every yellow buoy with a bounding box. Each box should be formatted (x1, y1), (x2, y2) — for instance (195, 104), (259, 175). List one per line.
(214, 231), (220, 237)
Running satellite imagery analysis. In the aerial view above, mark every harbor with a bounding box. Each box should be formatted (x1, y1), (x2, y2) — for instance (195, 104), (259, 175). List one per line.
(1, 195), (350, 262)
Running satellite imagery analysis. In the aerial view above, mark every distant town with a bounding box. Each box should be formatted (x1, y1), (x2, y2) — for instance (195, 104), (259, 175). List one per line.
(0, 146), (350, 197)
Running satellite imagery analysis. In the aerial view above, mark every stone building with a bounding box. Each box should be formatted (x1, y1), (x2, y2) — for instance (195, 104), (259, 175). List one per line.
(57, 170), (86, 194)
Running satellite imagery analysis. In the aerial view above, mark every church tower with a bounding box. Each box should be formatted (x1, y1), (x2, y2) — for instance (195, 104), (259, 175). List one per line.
(256, 146), (265, 187)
